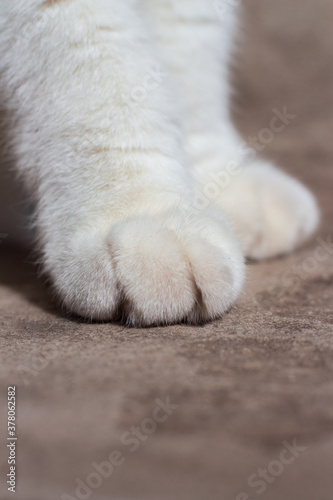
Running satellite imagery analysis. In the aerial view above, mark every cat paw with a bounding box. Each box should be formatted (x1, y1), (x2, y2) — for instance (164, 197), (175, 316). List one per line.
(210, 161), (319, 260)
(50, 209), (244, 326)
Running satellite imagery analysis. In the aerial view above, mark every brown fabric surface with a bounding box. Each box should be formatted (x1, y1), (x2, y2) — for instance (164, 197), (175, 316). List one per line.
(0, 1), (333, 499)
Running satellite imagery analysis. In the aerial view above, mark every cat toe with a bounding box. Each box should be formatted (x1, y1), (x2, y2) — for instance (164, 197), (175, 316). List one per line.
(109, 210), (244, 326)
(214, 161), (319, 260)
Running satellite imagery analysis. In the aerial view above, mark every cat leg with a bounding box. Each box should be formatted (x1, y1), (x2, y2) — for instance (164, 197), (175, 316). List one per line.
(0, 0), (244, 325)
(142, 0), (319, 260)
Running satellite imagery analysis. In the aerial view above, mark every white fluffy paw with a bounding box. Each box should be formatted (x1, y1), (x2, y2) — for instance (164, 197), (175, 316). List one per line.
(211, 161), (319, 260)
(51, 209), (245, 326)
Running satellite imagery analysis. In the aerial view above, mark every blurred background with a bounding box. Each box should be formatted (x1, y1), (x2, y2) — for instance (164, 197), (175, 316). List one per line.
(233, 0), (333, 247)
(238, 0), (333, 151)
(0, 1), (333, 499)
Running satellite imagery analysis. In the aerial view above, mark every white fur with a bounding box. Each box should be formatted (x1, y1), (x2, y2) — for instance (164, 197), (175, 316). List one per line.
(0, 1), (318, 325)
(142, 0), (319, 259)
